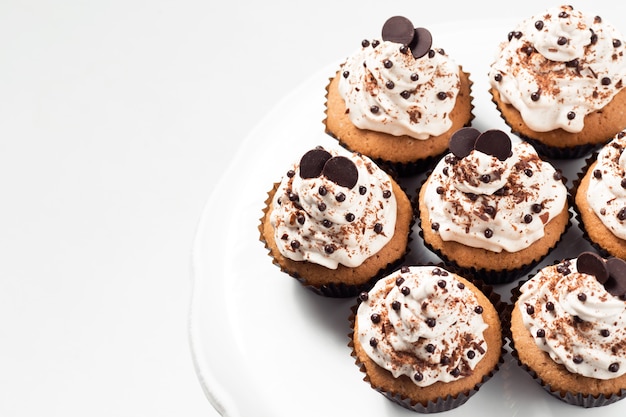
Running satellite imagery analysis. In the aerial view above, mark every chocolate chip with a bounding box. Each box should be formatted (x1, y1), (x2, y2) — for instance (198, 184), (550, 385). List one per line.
(605, 257), (626, 297)
(449, 127), (481, 159)
(535, 20), (544, 30)
(577, 251), (609, 284)
(371, 313), (381, 323)
(411, 27), (433, 59)
(381, 16), (415, 45)
(299, 148), (331, 179)
(474, 129), (512, 161)
(321, 156), (358, 189)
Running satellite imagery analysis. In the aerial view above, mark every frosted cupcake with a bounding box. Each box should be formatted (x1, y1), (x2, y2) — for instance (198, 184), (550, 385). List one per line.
(325, 16), (473, 175)
(510, 252), (626, 407)
(259, 145), (413, 297)
(574, 131), (626, 260)
(418, 127), (570, 283)
(350, 265), (503, 413)
(489, 5), (626, 159)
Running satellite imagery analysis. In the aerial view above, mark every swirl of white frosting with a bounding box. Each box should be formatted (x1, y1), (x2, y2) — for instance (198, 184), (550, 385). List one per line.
(423, 141), (567, 253)
(269, 146), (397, 269)
(338, 40), (461, 139)
(518, 258), (626, 379)
(586, 133), (626, 239)
(356, 266), (489, 387)
(488, 5), (626, 133)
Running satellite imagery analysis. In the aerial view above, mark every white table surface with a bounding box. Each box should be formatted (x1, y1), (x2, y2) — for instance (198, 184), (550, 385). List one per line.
(0, 1), (622, 416)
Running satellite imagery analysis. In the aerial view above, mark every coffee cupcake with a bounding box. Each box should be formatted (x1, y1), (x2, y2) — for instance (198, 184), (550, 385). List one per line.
(489, 5), (626, 159)
(574, 131), (626, 260)
(417, 127), (570, 284)
(350, 265), (503, 412)
(259, 145), (413, 297)
(325, 16), (473, 175)
(509, 252), (626, 407)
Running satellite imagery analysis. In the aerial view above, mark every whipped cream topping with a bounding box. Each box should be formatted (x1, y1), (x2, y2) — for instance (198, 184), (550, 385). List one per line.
(518, 258), (626, 379)
(586, 132), (626, 239)
(489, 5), (626, 133)
(356, 266), (489, 387)
(338, 40), (461, 139)
(269, 146), (397, 269)
(423, 140), (567, 253)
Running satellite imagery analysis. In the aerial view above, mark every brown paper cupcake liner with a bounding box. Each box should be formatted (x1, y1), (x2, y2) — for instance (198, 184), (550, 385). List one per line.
(258, 182), (415, 298)
(507, 275), (626, 407)
(413, 173), (573, 285)
(323, 69), (475, 178)
(348, 274), (506, 413)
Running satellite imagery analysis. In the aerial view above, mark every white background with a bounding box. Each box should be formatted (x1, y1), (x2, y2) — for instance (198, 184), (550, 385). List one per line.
(0, 1), (621, 416)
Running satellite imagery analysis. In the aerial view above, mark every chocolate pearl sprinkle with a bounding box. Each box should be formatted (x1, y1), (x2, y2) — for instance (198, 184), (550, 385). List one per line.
(369, 337), (378, 347)
(535, 20), (544, 30)
(358, 292), (368, 302)
(525, 168), (533, 177)
(614, 39), (622, 48)
(426, 318), (436, 327)
(484, 228), (494, 238)
(401, 286), (411, 296)
(531, 91), (541, 101)
(383, 59), (393, 69)
(318, 202), (326, 212)
(594, 169), (603, 179)
(617, 207), (626, 221)
(370, 105), (380, 114)
(431, 222), (440, 231)
(287, 169), (295, 178)
(335, 192), (346, 202)
(290, 240), (300, 249)
(426, 344), (435, 353)
(361, 39), (370, 47)
(414, 372), (424, 381)
(385, 80), (395, 89)
(345, 213), (355, 222)
(374, 223), (383, 234)
(537, 329), (546, 338)
(467, 350), (475, 359)
(601, 329), (610, 337)
(610, 363), (620, 373)
(410, 73), (419, 81)
(359, 185), (367, 195)
(371, 313), (381, 323)
(437, 92), (448, 100)
(324, 244), (335, 254)
(401, 266), (410, 273)
(546, 301), (555, 311)
(573, 355), (583, 364)
(391, 300), (401, 310)
(602, 77), (612, 86)
(621, 178), (626, 189)
(526, 304), (535, 315)
(383, 190), (392, 199)
(578, 293), (587, 302)
(400, 90), (411, 99)
(396, 276), (405, 286)
(437, 279), (447, 288)
(531, 203), (542, 213)
(474, 306), (483, 314)
(322, 219), (332, 228)
(372, 40), (380, 48)
(524, 214), (533, 224)
(557, 36), (568, 46)
(450, 368), (461, 377)
(567, 111), (576, 120)
(399, 45), (409, 54)
(319, 185), (327, 196)
(480, 174), (491, 183)
(494, 73), (502, 82)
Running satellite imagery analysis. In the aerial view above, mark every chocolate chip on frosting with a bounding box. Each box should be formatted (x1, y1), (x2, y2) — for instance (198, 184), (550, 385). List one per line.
(381, 16), (415, 46)
(299, 148), (332, 179)
(605, 257), (626, 297)
(411, 27), (433, 59)
(448, 127), (512, 161)
(321, 156), (359, 189)
(449, 127), (481, 159)
(576, 251), (609, 283)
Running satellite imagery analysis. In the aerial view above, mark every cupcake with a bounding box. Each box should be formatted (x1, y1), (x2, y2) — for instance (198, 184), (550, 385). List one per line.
(324, 16), (473, 175)
(350, 265), (503, 413)
(417, 127), (570, 284)
(509, 252), (626, 407)
(258, 145), (413, 297)
(574, 131), (626, 260)
(488, 4), (626, 159)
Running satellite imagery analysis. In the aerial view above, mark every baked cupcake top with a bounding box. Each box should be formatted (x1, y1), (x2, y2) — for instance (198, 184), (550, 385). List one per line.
(489, 4), (626, 133)
(517, 252), (626, 379)
(356, 266), (490, 387)
(585, 131), (626, 239)
(422, 128), (567, 253)
(338, 16), (462, 140)
(269, 146), (397, 269)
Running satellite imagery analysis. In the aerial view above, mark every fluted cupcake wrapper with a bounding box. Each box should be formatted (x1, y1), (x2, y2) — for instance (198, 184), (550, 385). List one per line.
(348, 275), (506, 413)
(507, 275), (626, 407)
(259, 182), (415, 298)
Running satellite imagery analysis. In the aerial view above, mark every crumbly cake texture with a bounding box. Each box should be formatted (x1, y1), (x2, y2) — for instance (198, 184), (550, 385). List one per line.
(350, 271), (503, 412)
(325, 70), (473, 173)
(509, 254), (626, 406)
(259, 177), (413, 297)
(491, 87), (626, 158)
